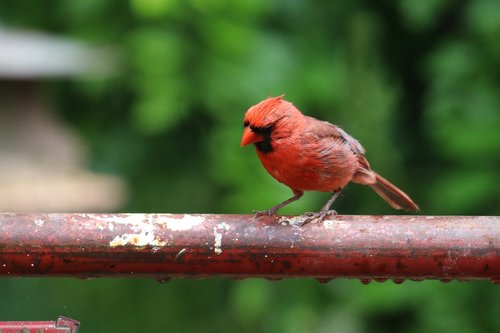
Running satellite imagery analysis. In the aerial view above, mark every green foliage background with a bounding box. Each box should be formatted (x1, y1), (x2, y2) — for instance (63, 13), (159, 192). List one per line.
(1, 1), (499, 332)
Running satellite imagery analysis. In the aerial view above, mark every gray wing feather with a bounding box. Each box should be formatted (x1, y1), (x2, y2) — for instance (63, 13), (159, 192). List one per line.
(305, 117), (366, 155)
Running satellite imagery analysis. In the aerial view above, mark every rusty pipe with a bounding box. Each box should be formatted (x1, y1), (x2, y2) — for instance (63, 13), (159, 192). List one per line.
(0, 214), (498, 283)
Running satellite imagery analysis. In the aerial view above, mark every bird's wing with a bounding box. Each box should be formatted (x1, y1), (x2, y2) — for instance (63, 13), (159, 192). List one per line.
(306, 117), (366, 155)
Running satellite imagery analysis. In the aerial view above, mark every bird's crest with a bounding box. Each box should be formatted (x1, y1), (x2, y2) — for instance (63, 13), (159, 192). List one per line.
(244, 95), (298, 129)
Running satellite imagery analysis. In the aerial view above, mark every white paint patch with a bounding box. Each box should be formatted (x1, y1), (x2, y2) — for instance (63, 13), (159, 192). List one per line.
(33, 218), (44, 227)
(323, 220), (335, 229)
(83, 214), (202, 247)
(92, 213), (200, 229)
(106, 215), (168, 247)
(110, 230), (167, 247)
(213, 223), (230, 255)
(214, 232), (223, 255)
(165, 215), (204, 231)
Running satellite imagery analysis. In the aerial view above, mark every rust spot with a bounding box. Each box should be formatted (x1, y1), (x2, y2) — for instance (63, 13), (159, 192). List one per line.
(395, 260), (407, 270)
(377, 263), (388, 271)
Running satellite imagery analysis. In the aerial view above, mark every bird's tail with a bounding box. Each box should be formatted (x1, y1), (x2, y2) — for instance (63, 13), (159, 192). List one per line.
(369, 172), (420, 211)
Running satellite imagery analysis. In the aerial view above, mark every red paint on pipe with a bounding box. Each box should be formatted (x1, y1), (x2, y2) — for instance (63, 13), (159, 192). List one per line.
(0, 214), (498, 283)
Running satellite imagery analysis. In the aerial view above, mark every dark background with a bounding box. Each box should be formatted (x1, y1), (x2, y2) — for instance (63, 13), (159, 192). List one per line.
(0, 1), (499, 332)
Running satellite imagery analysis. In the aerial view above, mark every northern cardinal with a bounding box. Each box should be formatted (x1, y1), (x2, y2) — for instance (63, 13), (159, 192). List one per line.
(241, 96), (419, 222)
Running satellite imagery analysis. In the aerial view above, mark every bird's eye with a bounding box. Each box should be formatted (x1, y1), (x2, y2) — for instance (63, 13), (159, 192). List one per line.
(250, 125), (273, 136)
(243, 120), (250, 128)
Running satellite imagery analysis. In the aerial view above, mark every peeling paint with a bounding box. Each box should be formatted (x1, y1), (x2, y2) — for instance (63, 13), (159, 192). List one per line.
(214, 232), (223, 255)
(108, 218), (168, 247)
(110, 230), (167, 247)
(323, 220), (335, 229)
(85, 214), (149, 227)
(213, 223), (230, 255)
(33, 218), (44, 227)
(97, 214), (193, 247)
(165, 215), (204, 231)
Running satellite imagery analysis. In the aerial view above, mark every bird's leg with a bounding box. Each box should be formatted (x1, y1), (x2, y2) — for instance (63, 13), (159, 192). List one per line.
(319, 190), (341, 214)
(300, 190), (341, 226)
(254, 190), (303, 218)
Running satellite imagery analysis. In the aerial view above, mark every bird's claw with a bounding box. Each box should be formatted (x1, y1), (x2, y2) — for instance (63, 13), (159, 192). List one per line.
(251, 208), (337, 226)
(294, 210), (337, 227)
(252, 209), (277, 219)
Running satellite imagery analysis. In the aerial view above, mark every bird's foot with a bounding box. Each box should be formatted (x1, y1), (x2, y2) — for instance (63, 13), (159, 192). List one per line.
(289, 210), (337, 227)
(252, 208), (278, 219)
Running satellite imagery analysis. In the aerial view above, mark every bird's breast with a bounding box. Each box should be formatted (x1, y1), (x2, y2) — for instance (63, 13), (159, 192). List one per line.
(256, 136), (358, 192)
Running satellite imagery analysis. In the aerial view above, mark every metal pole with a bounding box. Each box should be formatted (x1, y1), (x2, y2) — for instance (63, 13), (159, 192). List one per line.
(0, 213), (498, 283)
(0, 316), (80, 333)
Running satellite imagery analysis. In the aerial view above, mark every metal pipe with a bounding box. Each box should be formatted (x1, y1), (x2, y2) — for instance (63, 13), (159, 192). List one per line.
(0, 213), (498, 283)
(0, 316), (80, 333)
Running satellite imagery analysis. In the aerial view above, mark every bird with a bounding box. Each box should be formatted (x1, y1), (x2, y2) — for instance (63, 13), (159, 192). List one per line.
(240, 95), (419, 224)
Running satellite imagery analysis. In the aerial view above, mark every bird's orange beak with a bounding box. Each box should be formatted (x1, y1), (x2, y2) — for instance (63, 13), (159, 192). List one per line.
(241, 127), (263, 146)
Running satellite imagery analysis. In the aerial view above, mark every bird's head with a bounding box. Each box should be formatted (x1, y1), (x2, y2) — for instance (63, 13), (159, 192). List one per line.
(241, 95), (301, 152)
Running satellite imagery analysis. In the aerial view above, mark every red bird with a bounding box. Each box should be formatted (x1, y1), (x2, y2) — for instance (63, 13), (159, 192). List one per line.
(241, 96), (419, 222)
